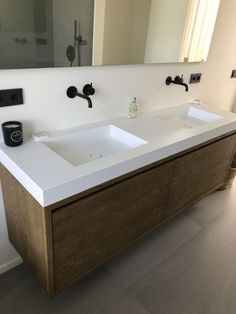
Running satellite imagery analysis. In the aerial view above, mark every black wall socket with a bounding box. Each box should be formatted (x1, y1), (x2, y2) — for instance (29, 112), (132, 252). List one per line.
(0, 89), (23, 107)
(190, 73), (202, 84)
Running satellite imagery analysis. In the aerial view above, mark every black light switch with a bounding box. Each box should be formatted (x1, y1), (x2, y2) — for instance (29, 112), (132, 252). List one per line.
(190, 73), (202, 84)
(0, 89), (23, 107)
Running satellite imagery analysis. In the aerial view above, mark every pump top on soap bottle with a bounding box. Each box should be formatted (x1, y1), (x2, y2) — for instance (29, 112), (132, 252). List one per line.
(128, 97), (139, 119)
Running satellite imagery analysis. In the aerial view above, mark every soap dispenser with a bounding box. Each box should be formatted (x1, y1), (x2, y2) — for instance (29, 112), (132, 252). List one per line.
(128, 97), (139, 119)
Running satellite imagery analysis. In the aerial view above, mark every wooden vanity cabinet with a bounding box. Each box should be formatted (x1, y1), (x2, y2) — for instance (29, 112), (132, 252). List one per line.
(1, 132), (236, 297)
(166, 134), (236, 216)
(52, 161), (174, 291)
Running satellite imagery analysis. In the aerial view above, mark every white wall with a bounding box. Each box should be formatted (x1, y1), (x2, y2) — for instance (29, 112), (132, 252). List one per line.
(92, 0), (106, 65)
(99, 0), (150, 65)
(145, 0), (189, 63)
(0, 183), (22, 274)
(102, 0), (132, 65)
(128, 0), (151, 64)
(0, 0), (236, 273)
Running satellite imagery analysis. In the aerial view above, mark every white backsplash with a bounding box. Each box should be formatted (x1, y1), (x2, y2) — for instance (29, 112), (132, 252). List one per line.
(0, 64), (198, 140)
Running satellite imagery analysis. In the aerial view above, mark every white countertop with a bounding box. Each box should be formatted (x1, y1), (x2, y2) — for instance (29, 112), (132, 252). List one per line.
(1, 103), (236, 207)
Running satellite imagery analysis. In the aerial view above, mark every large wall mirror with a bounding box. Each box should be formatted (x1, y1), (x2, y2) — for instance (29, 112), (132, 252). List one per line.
(0, 0), (221, 69)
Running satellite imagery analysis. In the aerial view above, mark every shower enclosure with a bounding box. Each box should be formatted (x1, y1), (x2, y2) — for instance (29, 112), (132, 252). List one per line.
(0, 0), (94, 69)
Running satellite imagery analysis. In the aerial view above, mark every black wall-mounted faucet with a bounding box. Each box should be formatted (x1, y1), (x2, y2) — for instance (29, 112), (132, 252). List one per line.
(166, 75), (189, 92)
(67, 83), (95, 108)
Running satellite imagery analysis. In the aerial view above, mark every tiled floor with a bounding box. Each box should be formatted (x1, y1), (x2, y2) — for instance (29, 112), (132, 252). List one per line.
(0, 181), (235, 314)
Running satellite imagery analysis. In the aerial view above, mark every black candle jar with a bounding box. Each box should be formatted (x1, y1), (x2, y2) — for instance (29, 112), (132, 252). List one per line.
(1, 121), (23, 147)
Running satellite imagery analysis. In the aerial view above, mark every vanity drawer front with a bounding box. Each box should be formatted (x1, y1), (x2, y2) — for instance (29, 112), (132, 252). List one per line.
(166, 134), (236, 216)
(52, 161), (174, 291)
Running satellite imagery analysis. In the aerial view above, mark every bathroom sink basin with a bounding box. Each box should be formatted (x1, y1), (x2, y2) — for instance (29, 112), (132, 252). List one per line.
(156, 105), (223, 129)
(41, 125), (147, 166)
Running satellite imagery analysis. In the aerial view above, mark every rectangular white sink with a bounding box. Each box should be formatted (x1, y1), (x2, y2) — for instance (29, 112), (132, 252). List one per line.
(41, 125), (147, 166)
(156, 105), (223, 129)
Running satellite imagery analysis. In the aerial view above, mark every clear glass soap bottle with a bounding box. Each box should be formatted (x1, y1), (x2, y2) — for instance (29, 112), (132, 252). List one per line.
(128, 97), (139, 119)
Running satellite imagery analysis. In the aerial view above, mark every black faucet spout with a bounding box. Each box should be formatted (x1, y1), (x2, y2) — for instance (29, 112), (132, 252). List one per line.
(174, 75), (189, 92)
(76, 91), (93, 108)
(178, 82), (189, 92)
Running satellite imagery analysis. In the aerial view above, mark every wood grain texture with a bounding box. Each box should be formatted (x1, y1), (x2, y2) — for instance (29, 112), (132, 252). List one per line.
(166, 134), (236, 216)
(52, 161), (175, 291)
(232, 152), (236, 168)
(0, 165), (54, 297)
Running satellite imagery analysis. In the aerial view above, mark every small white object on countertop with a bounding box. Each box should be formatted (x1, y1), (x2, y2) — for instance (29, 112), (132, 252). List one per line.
(192, 99), (203, 106)
(32, 132), (50, 142)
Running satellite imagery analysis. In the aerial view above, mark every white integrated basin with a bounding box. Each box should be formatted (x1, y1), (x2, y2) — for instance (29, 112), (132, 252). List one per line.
(156, 105), (223, 129)
(40, 125), (147, 166)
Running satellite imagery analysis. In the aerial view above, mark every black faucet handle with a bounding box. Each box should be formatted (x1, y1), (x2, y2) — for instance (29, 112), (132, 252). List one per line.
(83, 83), (95, 96)
(174, 75), (184, 83)
(67, 86), (78, 98)
(166, 76), (173, 86)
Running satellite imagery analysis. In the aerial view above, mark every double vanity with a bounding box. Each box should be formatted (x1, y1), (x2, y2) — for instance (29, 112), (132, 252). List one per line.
(1, 103), (236, 297)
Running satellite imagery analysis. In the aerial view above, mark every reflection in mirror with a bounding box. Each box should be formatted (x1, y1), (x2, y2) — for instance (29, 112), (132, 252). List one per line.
(93, 0), (221, 65)
(0, 0), (94, 69)
(179, 0), (221, 62)
(0, 0), (221, 69)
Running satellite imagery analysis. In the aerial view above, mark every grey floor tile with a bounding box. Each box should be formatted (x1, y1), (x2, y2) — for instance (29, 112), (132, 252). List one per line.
(130, 229), (236, 314)
(106, 214), (201, 287)
(184, 182), (236, 226)
(205, 203), (236, 249)
(0, 264), (27, 301)
(0, 266), (129, 314)
(97, 292), (149, 314)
